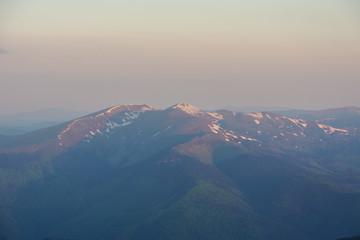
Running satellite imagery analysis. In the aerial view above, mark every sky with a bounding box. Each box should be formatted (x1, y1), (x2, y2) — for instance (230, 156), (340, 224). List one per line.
(0, 0), (360, 114)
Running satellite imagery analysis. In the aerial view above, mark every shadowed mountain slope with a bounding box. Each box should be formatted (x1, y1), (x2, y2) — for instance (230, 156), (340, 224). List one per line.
(0, 103), (359, 240)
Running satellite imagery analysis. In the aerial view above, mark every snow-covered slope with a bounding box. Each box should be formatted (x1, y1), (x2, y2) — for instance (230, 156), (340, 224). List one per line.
(57, 104), (155, 147)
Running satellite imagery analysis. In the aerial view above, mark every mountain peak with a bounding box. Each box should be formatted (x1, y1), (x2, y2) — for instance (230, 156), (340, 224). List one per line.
(171, 102), (202, 116)
(105, 104), (154, 117)
(56, 104), (155, 147)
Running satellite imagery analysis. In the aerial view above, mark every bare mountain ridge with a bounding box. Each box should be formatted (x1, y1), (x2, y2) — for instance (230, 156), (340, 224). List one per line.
(0, 103), (357, 155)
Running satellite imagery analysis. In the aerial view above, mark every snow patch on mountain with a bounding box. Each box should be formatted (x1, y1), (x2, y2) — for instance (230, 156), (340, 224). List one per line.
(106, 121), (121, 129)
(106, 104), (154, 116)
(208, 124), (221, 134)
(171, 103), (224, 120)
(208, 123), (260, 143)
(284, 117), (308, 129)
(245, 113), (264, 119)
(317, 124), (348, 134)
(152, 125), (173, 137)
(207, 112), (224, 120)
(105, 120), (132, 129)
(124, 112), (140, 120)
(172, 103), (202, 116)
(239, 136), (259, 142)
(57, 104), (151, 147)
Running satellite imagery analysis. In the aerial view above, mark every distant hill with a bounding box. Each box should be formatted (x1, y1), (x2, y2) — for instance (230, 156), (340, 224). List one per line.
(275, 106), (360, 128)
(223, 105), (294, 113)
(276, 106), (360, 120)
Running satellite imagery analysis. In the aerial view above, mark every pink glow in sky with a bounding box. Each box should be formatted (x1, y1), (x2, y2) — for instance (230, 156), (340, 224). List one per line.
(0, 0), (359, 114)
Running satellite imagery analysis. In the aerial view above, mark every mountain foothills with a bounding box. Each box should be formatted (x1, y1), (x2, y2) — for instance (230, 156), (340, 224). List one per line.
(0, 103), (360, 240)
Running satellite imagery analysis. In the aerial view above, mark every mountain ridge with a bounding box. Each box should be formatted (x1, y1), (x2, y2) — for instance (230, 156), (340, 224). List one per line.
(0, 103), (355, 155)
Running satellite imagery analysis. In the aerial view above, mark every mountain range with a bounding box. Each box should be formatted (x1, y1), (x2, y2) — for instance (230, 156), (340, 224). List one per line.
(0, 103), (359, 240)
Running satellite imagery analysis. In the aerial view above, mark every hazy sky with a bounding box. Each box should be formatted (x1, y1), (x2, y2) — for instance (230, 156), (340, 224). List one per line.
(1, 0), (360, 114)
